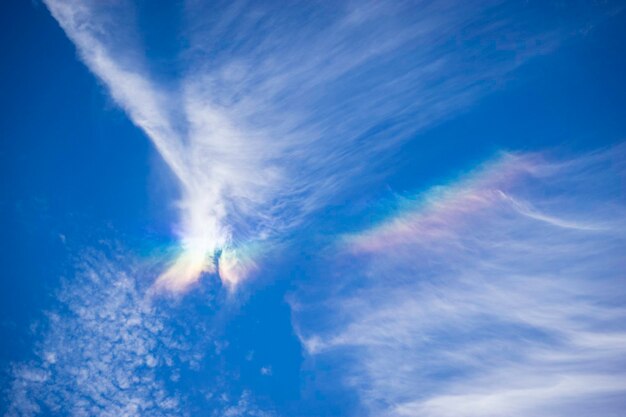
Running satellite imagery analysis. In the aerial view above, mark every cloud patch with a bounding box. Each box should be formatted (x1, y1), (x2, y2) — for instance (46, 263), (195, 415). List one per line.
(291, 145), (626, 417)
(3, 250), (190, 417)
(41, 0), (611, 291)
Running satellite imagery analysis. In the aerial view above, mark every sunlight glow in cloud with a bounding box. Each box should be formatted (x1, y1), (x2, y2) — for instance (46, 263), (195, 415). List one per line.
(41, 0), (587, 292)
(44, 0), (280, 292)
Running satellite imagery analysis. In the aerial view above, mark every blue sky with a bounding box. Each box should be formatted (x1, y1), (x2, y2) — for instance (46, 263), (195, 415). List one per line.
(1, 1), (626, 416)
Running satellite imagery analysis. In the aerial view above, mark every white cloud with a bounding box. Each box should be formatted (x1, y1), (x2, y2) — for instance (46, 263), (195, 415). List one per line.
(41, 0), (607, 292)
(3, 248), (280, 417)
(218, 390), (275, 417)
(291, 145), (626, 416)
(4, 250), (191, 417)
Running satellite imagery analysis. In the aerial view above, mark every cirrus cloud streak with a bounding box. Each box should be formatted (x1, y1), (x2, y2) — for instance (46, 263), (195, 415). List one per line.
(41, 0), (611, 291)
(292, 145), (626, 417)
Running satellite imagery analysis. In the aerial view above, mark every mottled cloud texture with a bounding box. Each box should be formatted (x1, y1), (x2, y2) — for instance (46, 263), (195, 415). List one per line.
(4, 251), (189, 417)
(3, 249), (273, 417)
(292, 145), (626, 417)
(41, 0), (603, 292)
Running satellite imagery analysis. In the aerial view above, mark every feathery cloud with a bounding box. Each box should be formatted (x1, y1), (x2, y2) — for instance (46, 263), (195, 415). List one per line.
(292, 145), (626, 416)
(41, 0), (605, 291)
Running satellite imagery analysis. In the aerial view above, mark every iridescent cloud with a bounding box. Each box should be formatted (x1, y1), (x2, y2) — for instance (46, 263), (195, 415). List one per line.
(292, 145), (626, 417)
(42, 0), (590, 292)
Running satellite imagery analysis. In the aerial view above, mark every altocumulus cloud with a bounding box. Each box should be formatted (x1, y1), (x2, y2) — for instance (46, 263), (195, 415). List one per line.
(41, 0), (612, 292)
(291, 145), (626, 417)
(4, 250), (189, 417)
(3, 249), (273, 417)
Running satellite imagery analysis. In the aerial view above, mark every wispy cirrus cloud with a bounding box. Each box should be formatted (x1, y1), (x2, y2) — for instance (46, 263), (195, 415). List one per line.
(291, 145), (626, 416)
(41, 0), (612, 292)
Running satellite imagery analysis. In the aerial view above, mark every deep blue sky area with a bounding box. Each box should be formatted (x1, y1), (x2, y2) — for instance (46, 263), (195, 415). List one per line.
(1, 1), (626, 417)
(387, 11), (626, 197)
(1, 0), (162, 365)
